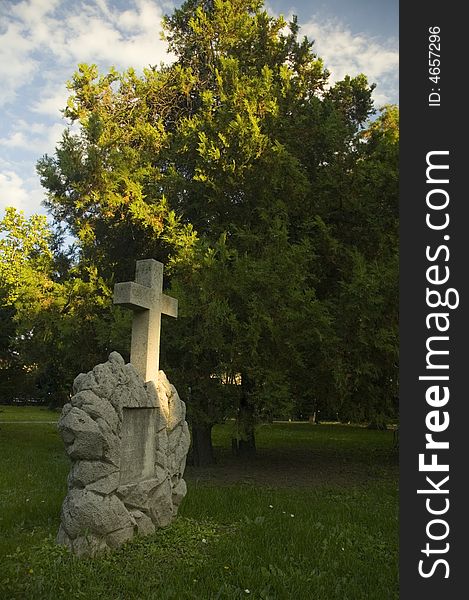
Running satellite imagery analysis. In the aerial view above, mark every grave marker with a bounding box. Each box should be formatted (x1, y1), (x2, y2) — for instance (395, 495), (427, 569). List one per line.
(56, 260), (190, 556)
(113, 259), (177, 383)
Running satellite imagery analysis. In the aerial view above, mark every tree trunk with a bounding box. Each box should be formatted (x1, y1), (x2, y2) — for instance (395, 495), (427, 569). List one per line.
(190, 423), (215, 466)
(236, 372), (256, 457)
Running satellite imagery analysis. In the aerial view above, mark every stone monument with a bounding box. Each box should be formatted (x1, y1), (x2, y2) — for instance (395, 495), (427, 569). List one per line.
(56, 260), (190, 556)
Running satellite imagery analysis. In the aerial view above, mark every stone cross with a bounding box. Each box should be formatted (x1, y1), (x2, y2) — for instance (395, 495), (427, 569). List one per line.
(113, 259), (177, 383)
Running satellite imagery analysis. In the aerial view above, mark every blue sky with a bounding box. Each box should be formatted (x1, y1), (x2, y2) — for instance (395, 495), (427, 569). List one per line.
(0, 0), (398, 217)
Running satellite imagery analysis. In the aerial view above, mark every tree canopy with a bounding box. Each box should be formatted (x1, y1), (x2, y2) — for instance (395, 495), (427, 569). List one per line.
(1, 0), (398, 461)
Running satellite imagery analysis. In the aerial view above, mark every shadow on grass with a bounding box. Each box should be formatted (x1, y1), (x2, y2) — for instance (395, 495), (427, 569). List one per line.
(0, 420), (398, 599)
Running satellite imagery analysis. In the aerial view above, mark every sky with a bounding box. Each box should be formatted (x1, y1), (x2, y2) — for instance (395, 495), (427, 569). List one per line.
(0, 0), (398, 218)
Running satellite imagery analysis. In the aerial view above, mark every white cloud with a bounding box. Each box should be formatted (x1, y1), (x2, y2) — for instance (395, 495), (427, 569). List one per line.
(0, 122), (66, 155)
(0, 22), (37, 106)
(31, 84), (70, 118)
(0, 170), (45, 215)
(0, 132), (30, 150)
(10, 0), (61, 23)
(63, 14), (161, 68)
(302, 18), (398, 105)
(59, 0), (170, 69)
(43, 123), (67, 154)
(0, 0), (171, 110)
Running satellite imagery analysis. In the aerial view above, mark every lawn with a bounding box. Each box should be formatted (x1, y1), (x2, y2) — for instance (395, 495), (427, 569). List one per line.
(0, 405), (61, 422)
(0, 408), (398, 599)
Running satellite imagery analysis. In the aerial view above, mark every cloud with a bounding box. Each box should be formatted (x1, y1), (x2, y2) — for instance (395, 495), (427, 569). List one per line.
(0, 0), (171, 110)
(301, 18), (398, 105)
(0, 170), (45, 215)
(0, 0), (173, 216)
(9, 0), (61, 22)
(0, 22), (38, 107)
(0, 132), (31, 150)
(0, 121), (66, 155)
(31, 84), (70, 118)
(62, 11), (167, 69)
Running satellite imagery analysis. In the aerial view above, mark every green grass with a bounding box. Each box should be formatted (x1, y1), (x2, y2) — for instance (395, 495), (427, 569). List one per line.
(0, 414), (398, 599)
(0, 405), (60, 422)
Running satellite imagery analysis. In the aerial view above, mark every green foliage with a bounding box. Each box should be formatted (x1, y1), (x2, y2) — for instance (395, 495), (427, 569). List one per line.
(166, 237), (320, 428)
(321, 105), (399, 422)
(30, 0), (397, 432)
(0, 208), (127, 404)
(0, 209), (55, 400)
(0, 207), (53, 305)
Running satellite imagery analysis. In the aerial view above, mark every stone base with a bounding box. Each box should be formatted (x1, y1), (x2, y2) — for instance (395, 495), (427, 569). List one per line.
(57, 352), (190, 556)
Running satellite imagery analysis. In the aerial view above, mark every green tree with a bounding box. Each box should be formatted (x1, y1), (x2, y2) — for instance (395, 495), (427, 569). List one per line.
(0, 207), (129, 404)
(0, 207), (54, 304)
(293, 105), (398, 425)
(332, 105), (399, 424)
(0, 208), (55, 401)
(36, 0), (396, 461)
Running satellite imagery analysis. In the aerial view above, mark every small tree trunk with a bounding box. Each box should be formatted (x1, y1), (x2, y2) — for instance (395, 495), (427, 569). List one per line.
(237, 434), (256, 456)
(238, 402), (256, 456)
(236, 372), (256, 457)
(190, 423), (215, 466)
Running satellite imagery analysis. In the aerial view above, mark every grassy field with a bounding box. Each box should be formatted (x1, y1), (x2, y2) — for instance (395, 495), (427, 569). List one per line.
(0, 408), (398, 599)
(0, 405), (61, 422)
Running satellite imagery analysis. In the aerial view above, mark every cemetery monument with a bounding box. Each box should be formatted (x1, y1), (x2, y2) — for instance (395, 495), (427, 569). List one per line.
(56, 259), (190, 556)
